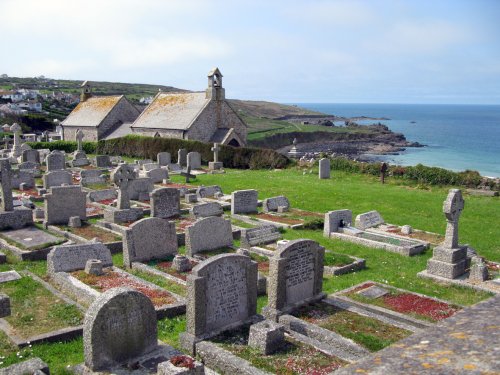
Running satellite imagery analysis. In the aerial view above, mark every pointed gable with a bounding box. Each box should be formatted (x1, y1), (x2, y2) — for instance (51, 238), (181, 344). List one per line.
(62, 96), (124, 127)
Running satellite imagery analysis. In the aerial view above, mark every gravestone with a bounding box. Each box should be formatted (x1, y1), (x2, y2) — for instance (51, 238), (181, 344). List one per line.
(111, 164), (136, 209)
(0, 270), (21, 283)
(46, 150), (66, 171)
(263, 239), (325, 320)
(123, 217), (178, 267)
(83, 288), (157, 371)
(42, 170), (72, 188)
(146, 167), (168, 183)
(0, 158), (13, 211)
(151, 187), (180, 219)
(44, 185), (87, 225)
(231, 189), (258, 215)
(47, 242), (112, 275)
(88, 188), (117, 202)
(355, 210), (385, 230)
(196, 185), (223, 199)
(426, 189), (469, 279)
(185, 216), (233, 256)
(18, 161), (40, 176)
(142, 163), (160, 172)
(10, 169), (35, 189)
(178, 149), (187, 167)
(127, 178), (153, 201)
(209, 143), (223, 170)
(190, 202), (223, 219)
(21, 149), (40, 164)
(157, 152), (171, 167)
(186, 152), (202, 170)
(80, 169), (106, 186)
(323, 209), (353, 237)
(180, 254), (258, 354)
(318, 158), (330, 179)
(9, 123), (22, 158)
(71, 129), (90, 167)
(95, 155), (112, 168)
(241, 225), (282, 248)
(263, 195), (290, 213)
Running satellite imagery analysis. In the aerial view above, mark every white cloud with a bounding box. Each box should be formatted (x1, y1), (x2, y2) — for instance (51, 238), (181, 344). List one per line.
(283, 0), (374, 25)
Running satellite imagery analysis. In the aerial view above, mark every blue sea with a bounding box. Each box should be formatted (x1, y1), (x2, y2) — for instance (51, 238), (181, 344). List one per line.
(294, 103), (500, 178)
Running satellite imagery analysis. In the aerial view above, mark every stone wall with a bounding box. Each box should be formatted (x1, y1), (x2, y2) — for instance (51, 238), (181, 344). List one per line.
(63, 126), (98, 142)
(97, 97), (140, 138)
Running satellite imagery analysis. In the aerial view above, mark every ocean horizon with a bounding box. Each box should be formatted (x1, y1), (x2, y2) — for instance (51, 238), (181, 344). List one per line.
(293, 103), (500, 178)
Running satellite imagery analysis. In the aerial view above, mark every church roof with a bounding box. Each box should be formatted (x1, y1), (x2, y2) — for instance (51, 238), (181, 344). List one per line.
(62, 95), (123, 127)
(131, 92), (209, 130)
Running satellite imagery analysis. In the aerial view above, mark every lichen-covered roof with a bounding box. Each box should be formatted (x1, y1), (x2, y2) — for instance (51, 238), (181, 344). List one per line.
(131, 92), (209, 130)
(62, 96), (123, 127)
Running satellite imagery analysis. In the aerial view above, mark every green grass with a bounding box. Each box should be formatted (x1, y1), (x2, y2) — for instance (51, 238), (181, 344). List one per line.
(324, 251), (355, 267)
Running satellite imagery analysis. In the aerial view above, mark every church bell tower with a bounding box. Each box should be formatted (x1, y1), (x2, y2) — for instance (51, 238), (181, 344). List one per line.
(206, 68), (225, 101)
(80, 81), (92, 102)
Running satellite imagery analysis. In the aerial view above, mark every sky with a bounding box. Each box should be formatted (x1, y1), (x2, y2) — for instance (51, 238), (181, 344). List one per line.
(0, 0), (499, 104)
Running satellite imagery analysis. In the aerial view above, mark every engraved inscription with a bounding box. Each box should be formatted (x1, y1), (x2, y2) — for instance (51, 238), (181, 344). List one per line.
(285, 244), (315, 305)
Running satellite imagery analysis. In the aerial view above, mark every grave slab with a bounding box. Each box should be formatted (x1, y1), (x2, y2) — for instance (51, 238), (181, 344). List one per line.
(0, 270), (21, 283)
(357, 285), (389, 299)
(1, 226), (61, 249)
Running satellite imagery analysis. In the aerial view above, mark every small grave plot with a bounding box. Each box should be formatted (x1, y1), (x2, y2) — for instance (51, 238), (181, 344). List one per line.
(357, 232), (422, 247)
(0, 274), (83, 340)
(0, 226), (66, 252)
(211, 324), (346, 374)
(324, 252), (355, 267)
(192, 247), (236, 260)
(72, 269), (176, 308)
(84, 182), (112, 190)
(55, 223), (121, 243)
(230, 218), (257, 229)
(12, 188), (41, 199)
(343, 282), (461, 322)
(86, 203), (104, 216)
(149, 256), (199, 281)
(127, 268), (186, 297)
(251, 213), (303, 226)
(248, 208), (324, 228)
(375, 224), (444, 245)
(176, 216), (196, 232)
(292, 301), (411, 351)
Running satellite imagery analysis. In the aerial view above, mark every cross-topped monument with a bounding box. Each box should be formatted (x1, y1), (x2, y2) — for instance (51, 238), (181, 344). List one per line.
(211, 143), (220, 163)
(180, 166), (195, 183)
(10, 123), (22, 158)
(0, 159), (13, 211)
(76, 129), (84, 152)
(111, 164), (135, 209)
(443, 189), (464, 249)
(209, 143), (223, 170)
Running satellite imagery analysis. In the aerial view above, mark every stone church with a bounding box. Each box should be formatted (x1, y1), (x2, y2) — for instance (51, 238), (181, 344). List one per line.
(60, 81), (141, 141)
(130, 68), (247, 146)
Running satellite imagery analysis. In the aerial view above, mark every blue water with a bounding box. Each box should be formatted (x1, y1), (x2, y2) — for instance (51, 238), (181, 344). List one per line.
(294, 103), (500, 177)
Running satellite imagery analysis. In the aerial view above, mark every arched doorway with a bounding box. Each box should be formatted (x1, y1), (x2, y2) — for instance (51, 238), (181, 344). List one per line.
(227, 138), (240, 147)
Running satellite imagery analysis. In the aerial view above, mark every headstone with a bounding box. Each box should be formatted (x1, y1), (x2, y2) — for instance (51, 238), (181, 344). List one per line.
(231, 189), (258, 214)
(42, 170), (72, 188)
(323, 209), (353, 236)
(355, 210), (385, 230)
(0, 293), (11, 318)
(190, 202), (223, 219)
(240, 225), (282, 248)
(151, 187), (180, 219)
(22, 149), (40, 164)
(9, 123), (22, 158)
(180, 254), (258, 354)
(168, 163), (182, 173)
(44, 185), (87, 225)
(157, 152), (171, 167)
(185, 216), (233, 256)
(46, 150), (66, 171)
(186, 152), (202, 170)
(263, 195), (290, 213)
(80, 169), (106, 186)
(88, 188), (117, 203)
(196, 185), (223, 199)
(0, 158), (13, 211)
(178, 149), (187, 167)
(318, 158), (330, 179)
(123, 217), (178, 267)
(10, 169), (35, 189)
(263, 239), (325, 320)
(95, 155), (112, 168)
(142, 163), (160, 172)
(127, 177), (153, 201)
(47, 242), (112, 275)
(83, 288), (157, 371)
(248, 320), (285, 355)
(146, 167), (169, 183)
(111, 164), (136, 209)
(426, 189), (469, 279)
(0, 270), (22, 283)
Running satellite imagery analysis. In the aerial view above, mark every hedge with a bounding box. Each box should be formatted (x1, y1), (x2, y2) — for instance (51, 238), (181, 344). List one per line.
(29, 135), (289, 170)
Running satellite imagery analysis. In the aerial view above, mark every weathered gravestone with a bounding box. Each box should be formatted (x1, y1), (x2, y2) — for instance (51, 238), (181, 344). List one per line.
(10, 169), (35, 189)
(44, 185), (87, 225)
(178, 149), (187, 167)
(318, 158), (330, 179)
(9, 123), (22, 158)
(209, 143), (223, 170)
(190, 202), (223, 219)
(104, 164), (143, 223)
(180, 254), (258, 354)
(146, 166), (168, 184)
(95, 155), (112, 168)
(80, 169), (106, 186)
(42, 170), (72, 189)
(21, 149), (40, 164)
(47, 242), (112, 275)
(263, 195), (290, 213)
(241, 225), (282, 248)
(263, 239), (325, 320)
(123, 217), (178, 267)
(426, 189), (469, 279)
(83, 288), (158, 371)
(127, 178), (154, 201)
(355, 210), (385, 230)
(187, 152), (202, 170)
(157, 152), (171, 167)
(150, 187), (180, 219)
(0, 293), (10, 318)
(185, 216), (233, 256)
(18, 161), (40, 175)
(142, 163), (160, 172)
(323, 209), (353, 237)
(0, 159), (33, 230)
(231, 189), (258, 215)
(196, 185), (223, 199)
(45, 150), (66, 171)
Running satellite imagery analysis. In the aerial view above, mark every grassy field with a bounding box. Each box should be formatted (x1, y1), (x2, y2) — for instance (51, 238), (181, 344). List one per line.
(0, 167), (498, 371)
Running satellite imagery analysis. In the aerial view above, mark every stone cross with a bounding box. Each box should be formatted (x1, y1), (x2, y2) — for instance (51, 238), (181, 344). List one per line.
(0, 159), (13, 211)
(10, 123), (22, 157)
(76, 129), (84, 151)
(111, 164), (136, 210)
(211, 143), (221, 163)
(443, 189), (464, 249)
(180, 166), (195, 183)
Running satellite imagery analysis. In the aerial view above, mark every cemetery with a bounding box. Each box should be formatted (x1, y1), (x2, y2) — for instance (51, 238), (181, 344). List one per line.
(0, 137), (498, 374)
